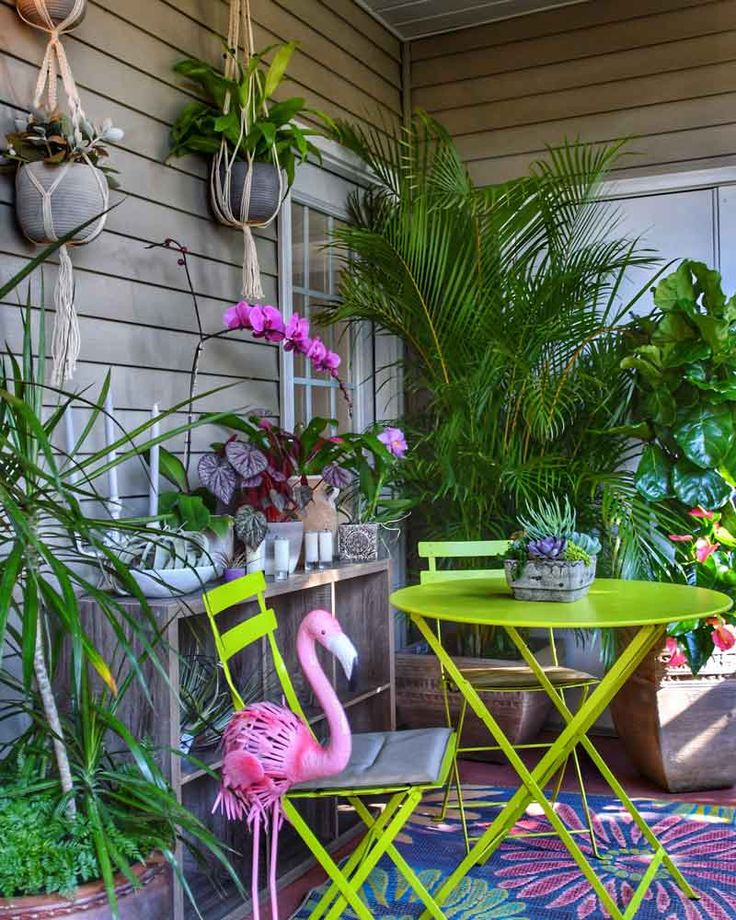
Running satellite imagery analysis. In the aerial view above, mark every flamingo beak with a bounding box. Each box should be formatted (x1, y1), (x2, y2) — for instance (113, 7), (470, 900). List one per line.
(327, 633), (359, 688)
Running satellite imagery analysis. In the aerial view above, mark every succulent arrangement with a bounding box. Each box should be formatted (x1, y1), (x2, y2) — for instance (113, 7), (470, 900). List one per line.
(1, 109), (123, 187)
(508, 496), (602, 575)
(112, 525), (212, 572)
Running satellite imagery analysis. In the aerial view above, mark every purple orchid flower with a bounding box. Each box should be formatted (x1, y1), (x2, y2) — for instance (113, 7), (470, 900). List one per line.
(250, 305), (285, 343)
(223, 300), (252, 330)
(378, 426), (408, 459)
(284, 313), (310, 352)
(306, 337), (328, 367)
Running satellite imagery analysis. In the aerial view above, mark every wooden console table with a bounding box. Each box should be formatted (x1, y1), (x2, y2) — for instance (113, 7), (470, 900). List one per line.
(82, 560), (395, 920)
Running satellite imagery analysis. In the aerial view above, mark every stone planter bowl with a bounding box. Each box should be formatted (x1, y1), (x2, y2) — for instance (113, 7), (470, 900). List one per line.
(15, 162), (107, 245)
(0, 853), (168, 919)
(504, 556), (597, 602)
(16, 0), (86, 30)
(212, 160), (281, 224)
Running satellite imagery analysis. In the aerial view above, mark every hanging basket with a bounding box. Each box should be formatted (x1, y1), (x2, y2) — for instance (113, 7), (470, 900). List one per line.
(15, 161), (107, 244)
(16, 0), (86, 31)
(211, 159), (281, 225)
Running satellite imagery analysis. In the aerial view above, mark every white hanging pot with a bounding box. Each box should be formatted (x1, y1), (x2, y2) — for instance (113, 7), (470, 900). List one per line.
(211, 159), (281, 225)
(16, 0), (86, 30)
(15, 161), (107, 244)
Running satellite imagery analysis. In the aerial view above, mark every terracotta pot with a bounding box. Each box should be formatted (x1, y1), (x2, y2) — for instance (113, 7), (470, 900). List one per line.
(15, 162), (107, 246)
(395, 642), (553, 761)
(16, 0), (86, 30)
(610, 630), (736, 792)
(0, 853), (169, 919)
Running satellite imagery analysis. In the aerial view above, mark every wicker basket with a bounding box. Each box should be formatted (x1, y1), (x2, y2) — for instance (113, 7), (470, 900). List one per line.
(16, 0), (86, 29)
(212, 160), (281, 224)
(15, 161), (107, 245)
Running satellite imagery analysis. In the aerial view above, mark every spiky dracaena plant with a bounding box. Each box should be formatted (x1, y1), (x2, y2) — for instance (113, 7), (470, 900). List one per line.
(320, 113), (681, 577)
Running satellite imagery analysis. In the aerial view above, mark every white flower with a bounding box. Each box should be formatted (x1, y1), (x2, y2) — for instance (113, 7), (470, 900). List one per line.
(102, 126), (124, 143)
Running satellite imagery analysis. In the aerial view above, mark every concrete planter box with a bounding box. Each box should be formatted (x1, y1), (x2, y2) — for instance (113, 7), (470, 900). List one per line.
(504, 557), (597, 602)
(610, 631), (736, 792)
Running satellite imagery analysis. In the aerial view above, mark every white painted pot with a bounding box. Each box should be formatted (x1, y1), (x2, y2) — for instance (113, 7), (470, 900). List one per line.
(115, 565), (218, 598)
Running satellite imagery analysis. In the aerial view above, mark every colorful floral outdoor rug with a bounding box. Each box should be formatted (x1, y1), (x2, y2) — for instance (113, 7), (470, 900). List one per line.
(290, 786), (736, 919)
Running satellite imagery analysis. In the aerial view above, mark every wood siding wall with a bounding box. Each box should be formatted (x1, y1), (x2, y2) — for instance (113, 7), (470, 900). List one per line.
(410, 0), (736, 185)
(0, 0), (400, 510)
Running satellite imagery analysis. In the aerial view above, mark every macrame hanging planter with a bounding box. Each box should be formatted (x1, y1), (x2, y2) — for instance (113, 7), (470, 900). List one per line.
(14, 0), (108, 386)
(209, 0), (284, 302)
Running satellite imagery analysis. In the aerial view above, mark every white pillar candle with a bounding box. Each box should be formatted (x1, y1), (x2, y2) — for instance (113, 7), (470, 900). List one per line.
(148, 403), (160, 518)
(304, 531), (319, 568)
(104, 389), (121, 519)
(274, 537), (290, 580)
(318, 529), (334, 567)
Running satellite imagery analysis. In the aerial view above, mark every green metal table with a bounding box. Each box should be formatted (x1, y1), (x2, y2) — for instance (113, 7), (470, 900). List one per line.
(389, 577), (732, 920)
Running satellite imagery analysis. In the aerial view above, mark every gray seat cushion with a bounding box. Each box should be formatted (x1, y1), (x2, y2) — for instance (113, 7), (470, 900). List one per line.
(293, 727), (453, 792)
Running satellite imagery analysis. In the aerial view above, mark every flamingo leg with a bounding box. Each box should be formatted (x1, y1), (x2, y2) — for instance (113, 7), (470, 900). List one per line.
(269, 805), (280, 920)
(252, 810), (261, 920)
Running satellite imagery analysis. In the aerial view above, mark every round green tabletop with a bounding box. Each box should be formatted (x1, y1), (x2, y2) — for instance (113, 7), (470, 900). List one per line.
(390, 577), (732, 629)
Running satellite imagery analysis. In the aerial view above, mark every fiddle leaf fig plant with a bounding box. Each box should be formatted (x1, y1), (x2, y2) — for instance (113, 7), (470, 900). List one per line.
(623, 260), (736, 509)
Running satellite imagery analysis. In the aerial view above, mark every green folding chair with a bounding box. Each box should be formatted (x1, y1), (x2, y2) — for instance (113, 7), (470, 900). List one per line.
(418, 540), (601, 858)
(203, 571), (457, 920)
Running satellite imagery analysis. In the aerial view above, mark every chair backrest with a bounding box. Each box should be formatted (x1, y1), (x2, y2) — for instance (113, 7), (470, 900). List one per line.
(203, 571), (307, 722)
(417, 540), (512, 584)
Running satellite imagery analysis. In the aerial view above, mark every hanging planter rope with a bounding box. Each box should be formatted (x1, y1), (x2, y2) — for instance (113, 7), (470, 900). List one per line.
(209, 0), (284, 302)
(14, 0), (110, 386)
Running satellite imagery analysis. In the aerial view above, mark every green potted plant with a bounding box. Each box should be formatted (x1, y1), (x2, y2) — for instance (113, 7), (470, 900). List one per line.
(504, 497), (601, 602)
(336, 425), (412, 562)
(0, 250), (243, 916)
(610, 259), (736, 791)
(168, 43), (325, 228)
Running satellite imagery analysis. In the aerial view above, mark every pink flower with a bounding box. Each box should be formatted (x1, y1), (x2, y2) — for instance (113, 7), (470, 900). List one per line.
(306, 337), (328, 367)
(378, 426), (408, 459)
(284, 314), (310, 352)
(250, 305), (285, 343)
(668, 534), (694, 543)
(322, 350), (342, 374)
(224, 300), (252, 330)
(695, 537), (719, 563)
(689, 507), (715, 519)
(258, 417), (273, 430)
(665, 637), (687, 668)
(712, 623), (736, 651)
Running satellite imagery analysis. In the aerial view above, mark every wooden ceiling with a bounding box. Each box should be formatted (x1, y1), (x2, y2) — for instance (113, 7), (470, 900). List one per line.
(355, 0), (590, 39)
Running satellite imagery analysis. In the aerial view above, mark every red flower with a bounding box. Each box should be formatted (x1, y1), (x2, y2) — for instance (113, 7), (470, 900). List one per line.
(695, 537), (719, 563)
(665, 637), (687, 668)
(689, 507), (716, 519)
(668, 534), (693, 542)
(712, 624), (736, 651)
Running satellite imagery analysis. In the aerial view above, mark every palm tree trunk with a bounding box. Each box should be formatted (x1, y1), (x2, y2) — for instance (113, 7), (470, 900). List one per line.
(33, 616), (76, 819)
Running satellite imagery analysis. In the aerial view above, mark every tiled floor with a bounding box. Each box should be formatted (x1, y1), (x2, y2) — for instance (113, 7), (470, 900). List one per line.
(248, 735), (736, 919)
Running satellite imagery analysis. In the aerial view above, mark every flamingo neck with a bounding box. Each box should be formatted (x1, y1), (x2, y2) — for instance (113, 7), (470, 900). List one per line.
(296, 624), (351, 781)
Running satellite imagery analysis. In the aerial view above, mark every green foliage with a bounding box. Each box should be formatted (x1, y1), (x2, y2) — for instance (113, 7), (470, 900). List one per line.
(168, 45), (329, 187)
(321, 113), (668, 577)
(564, 541), (593, 565)
(624, 260), (736, 509)
(0, 781), (164, 898)
(156, 447), (231, 537)
(518, 496), (577, 540)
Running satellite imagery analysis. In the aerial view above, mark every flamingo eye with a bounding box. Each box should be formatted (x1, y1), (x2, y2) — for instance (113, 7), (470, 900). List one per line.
(321, 629), (326, 636)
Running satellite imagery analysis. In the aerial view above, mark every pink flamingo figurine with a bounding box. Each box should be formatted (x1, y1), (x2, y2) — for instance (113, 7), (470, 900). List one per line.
(213, 609), (358, 920)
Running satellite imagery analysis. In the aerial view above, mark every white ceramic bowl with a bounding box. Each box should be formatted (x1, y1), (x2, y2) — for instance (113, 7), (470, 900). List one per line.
(114, 565), (218, 598)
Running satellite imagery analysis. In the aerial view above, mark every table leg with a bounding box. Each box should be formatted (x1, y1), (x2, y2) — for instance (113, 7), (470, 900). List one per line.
(504, 624), (699, 900)
(411, 615), (674, 919)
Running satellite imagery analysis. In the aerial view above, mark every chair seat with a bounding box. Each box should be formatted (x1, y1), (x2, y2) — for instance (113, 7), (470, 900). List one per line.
(292, 727), (453, 792)
(452, 665), (598, 691)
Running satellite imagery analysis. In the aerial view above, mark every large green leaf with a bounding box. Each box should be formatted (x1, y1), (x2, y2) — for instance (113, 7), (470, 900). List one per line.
(690, 260), (727, 315)
(635, 444), (672, 501)
(263, 42), (296, 99)
(653, 261), (695, 312)
(672, 460), (732, 508)
(673, 402), (733, 468)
